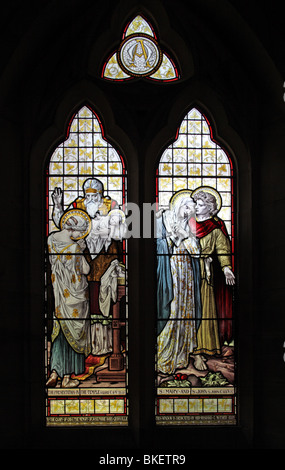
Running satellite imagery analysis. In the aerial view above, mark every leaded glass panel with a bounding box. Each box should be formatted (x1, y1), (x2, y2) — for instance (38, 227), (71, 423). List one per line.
(155, 108), (236, 426)
(45, 106), (128, 427)
(102, 15), (179, 82)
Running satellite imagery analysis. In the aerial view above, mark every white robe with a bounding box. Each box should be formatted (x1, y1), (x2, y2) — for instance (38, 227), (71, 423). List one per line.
(48, 234), (91, 357)
(157, 210), (200, 374)
(91, 260), (125, 356)
(87, 215), (111, 260)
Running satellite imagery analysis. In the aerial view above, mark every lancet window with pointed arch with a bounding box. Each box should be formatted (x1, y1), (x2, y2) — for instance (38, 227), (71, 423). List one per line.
(155, 107), (237, 426)
(45, 105), (128, 427)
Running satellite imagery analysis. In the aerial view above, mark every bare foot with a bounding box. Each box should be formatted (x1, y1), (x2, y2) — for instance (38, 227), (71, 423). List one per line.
(62, 375), (80, 388)
(192, 354), (208, 371)
(157, 372), (173, 386)
(46, 370), (58, 388)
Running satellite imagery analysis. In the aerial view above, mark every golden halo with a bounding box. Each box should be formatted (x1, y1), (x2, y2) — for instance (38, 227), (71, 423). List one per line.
(108, 208), (126, 223)
(191, 186), (222, 212)
(60, 209), (92, 240)
(169, 189), (193, 210)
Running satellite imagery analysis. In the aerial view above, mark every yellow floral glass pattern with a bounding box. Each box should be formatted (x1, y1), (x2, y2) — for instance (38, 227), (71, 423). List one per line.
(47, 105), (124, 233)
(80, 400), (95, 414)
(110, 399), (125, 413)
(95, 399), (110, 414)
(174, 398), (188, 413)
(47, 398), (127, 420)
(65, 399), (80, 414)
(156, 107), (233, 238)
(156, 397), (233, 416)
(189, 398), (203, 413)
(50, 399), (65, 415)
(159, 399), (174, 414)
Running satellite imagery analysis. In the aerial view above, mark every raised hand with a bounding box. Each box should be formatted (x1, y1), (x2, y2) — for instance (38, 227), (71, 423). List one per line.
(52, 187), (63, 209)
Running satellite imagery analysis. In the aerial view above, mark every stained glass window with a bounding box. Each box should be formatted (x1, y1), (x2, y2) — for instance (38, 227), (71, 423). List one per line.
(102, 15), (179, 82)
(155, 107), (236, 426)
(45, 105), (128, 427)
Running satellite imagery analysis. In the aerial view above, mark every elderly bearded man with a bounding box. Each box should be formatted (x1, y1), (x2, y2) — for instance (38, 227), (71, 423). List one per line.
(51, 178), (122, 356)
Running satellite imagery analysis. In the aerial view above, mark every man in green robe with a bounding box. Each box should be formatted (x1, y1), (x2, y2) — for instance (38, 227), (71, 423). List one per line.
(190, 189), (235, 357)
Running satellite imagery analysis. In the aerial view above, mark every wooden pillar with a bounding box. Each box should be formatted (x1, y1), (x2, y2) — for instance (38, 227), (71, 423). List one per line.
(109, 285), (125, 371)
(96, 284), (126, 382)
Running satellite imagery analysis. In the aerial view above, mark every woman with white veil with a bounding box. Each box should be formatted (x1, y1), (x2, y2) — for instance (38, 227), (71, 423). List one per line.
(156, 190), (206, 376)
(46, 209), (92, 388)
